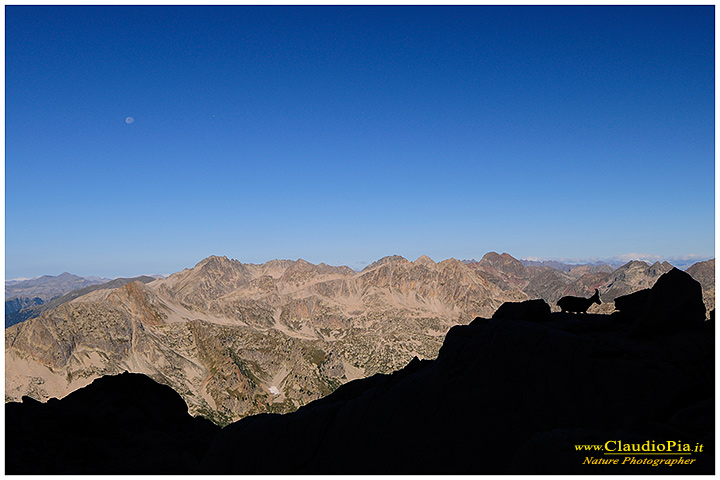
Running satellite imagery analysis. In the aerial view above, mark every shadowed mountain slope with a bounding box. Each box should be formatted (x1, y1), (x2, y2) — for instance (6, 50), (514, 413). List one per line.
(6, 268), (713, 474)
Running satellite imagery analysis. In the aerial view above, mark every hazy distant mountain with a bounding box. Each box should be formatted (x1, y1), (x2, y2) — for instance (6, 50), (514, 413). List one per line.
(5, 253), (715, 426)
(5, 272), (111, 302)
(5, 273), (113, 328)
(4, 276), (156, 328)
(519, 258), (621, 273)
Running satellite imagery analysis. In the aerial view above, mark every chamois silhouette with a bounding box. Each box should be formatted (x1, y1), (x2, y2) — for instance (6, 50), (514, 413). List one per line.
(556, 288), (601, 314)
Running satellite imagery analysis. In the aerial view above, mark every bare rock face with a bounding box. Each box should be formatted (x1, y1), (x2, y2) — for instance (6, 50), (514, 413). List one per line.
(602, 260), (674, 299)
(686, 258), (715, 290)
(687, 259), (715, 315)
(472, 251), (530, 289)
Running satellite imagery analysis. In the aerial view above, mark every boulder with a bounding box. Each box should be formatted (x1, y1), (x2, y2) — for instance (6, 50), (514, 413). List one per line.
(631, 268), (706, 337)
(492, 299), (551, 321)
(613, 288), (651, 321)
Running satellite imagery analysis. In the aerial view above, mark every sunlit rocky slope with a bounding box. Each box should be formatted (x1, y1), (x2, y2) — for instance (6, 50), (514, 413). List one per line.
(5, 253), (714, 425)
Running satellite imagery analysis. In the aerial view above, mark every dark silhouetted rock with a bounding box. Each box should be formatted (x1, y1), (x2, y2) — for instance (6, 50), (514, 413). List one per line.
(200, 306), (713, 473)
(631, 268), (706, 337)
(5, 372), (220, 474)
(613, 288), (651, 321)
(492, 298), (551, 321)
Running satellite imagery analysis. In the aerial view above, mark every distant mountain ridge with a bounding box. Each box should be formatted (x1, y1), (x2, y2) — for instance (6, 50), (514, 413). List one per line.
(5, 272), (110, 302)
(519, 258), (621, 273)
(5, 272), (113, 325)
(5, 276), (157, 328)
(5, 252), (715, 426)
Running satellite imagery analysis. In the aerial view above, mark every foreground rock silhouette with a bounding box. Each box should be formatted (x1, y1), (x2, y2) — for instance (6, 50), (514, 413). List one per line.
(5, 372), (220, 474)
(6, 269), (714, 474)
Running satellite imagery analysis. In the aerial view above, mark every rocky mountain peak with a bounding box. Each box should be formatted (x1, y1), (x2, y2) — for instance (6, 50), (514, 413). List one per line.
(413, 255), (436, 267)
(57, 272), (79, 279)
(361, 255), (409, 271)
(474, 252), (528, 287)
(478, 252), (524, 270)
(437, 258), (464, 270)
(195, 255), (235, 270)
(607, 260), (673, 284)
(686, 258), (715, 290)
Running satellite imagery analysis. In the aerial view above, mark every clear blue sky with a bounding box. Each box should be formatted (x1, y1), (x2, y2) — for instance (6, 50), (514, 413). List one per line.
(5, 5), (715, 278)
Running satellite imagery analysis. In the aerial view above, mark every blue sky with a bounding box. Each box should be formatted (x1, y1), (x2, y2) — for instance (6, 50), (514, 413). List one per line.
(5, 5), (715, 278)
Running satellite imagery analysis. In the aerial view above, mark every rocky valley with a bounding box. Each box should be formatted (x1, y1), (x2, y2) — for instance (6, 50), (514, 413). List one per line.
(5, 253), (715, 426)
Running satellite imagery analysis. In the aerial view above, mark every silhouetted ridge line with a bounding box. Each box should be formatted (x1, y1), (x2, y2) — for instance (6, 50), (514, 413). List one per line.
(6, 372), (220, 474)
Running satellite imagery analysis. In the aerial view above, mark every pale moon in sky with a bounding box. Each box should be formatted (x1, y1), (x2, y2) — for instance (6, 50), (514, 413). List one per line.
(125, 116), (134, 124)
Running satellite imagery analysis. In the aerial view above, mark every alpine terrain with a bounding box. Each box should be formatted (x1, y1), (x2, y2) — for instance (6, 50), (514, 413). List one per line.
(5, 253), (715, 425)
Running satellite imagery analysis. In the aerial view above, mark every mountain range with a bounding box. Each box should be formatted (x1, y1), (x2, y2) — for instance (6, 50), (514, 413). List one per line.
(6, 266), (713, 474)
(5, 252), (715, 425)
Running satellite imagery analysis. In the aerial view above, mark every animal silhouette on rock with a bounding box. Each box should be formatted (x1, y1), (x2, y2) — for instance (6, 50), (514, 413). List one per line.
(557, 289), (601, 314)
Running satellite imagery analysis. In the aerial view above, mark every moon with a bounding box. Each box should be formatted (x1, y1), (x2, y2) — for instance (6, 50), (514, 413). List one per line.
(125, 116), (134, 124)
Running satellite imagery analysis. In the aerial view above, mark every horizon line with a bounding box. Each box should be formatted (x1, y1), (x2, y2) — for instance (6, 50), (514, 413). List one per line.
(6, 252), (714, 283)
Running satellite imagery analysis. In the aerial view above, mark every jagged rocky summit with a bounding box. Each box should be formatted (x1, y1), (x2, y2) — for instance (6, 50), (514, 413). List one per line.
(6, 267), (713, 474)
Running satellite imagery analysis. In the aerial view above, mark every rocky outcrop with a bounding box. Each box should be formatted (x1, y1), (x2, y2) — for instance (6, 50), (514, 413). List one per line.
(492, 298), (550, 321)
(613, 289), (651, 321)
(687, 259), (715, 316)
(686, 259), (715, 291)
(602, 260), (674, 300)
(5, 372), (220, 474)
(630, 268), (706, 337)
